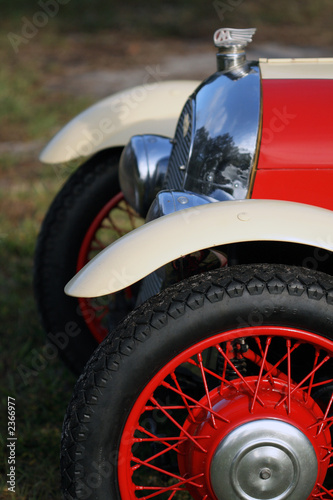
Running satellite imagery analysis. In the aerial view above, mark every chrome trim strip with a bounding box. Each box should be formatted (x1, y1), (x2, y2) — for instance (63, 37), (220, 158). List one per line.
(146, 190), (232, 222)
(247, 71), (263, 198)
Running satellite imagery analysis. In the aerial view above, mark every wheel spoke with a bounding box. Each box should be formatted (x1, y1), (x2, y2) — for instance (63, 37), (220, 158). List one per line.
(262, 341), (301, 383)
(120, 328), (333, 498)
(131, 440), (184, 472)
(107, 215), (125, 236)
(131, 455), (204, 492)
(197, 352), (217, 428)
(219, 342), (229, 394)
(313, 483), (333, 498)
(134, 425), (186, 449)
(320, 445), (333, 465)
(319, 393), (333, 435)
(76, 192), (143, 342)
(276, 355), (330, 409)
(215, 344), (265, 406)
(186, 357), (238, 392)
(253, 336), (274, 384)
(243, 348), (289, 382)
(307, 349), (321, 401)
(305, 378), (333, 391)
(134, 473), (204, 499)
(149, 396), (208, 453)
(170, 371), (196, 423)
(122, 201), (139, 229)
(286, 339), (292, 415)
(161, 379), (230, 423)
(250, 337), (271, 413)
(90, 237), (107, 250)
(308, 401), (333, 436)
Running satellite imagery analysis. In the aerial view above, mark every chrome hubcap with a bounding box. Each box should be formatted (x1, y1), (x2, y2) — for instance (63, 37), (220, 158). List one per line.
(210, 419), (318, 500)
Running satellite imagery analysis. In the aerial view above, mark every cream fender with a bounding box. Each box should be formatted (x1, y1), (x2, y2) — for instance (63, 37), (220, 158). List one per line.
(65, 199), (333, 298)
(259, 57), (333, 80)
(39, 80), (200, 165)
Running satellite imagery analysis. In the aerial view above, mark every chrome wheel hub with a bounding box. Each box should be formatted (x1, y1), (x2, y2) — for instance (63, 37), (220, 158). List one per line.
(210, 419), (318, 500)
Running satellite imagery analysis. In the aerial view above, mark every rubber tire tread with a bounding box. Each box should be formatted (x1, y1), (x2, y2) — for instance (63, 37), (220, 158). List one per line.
(34, 148), (123, 374)
(61, 263), (333, 499)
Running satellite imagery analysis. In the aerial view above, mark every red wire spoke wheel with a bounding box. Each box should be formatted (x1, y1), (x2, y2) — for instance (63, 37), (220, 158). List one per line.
(77, 193), (143, 343)
(119, 327), (332, 499)
(61, 264), (333, 499)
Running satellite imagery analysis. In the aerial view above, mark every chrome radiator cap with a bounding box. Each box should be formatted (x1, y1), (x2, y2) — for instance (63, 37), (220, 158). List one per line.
(213, 27), (256, 72)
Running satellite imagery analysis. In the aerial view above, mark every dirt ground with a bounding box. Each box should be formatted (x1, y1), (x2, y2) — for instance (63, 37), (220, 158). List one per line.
(2, 30), (331, 158)
(40, 33), (333, 98)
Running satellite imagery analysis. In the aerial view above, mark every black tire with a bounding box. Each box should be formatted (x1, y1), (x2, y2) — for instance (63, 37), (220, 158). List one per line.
(34, 148), (129, 374)
(61, 264), (333, 499)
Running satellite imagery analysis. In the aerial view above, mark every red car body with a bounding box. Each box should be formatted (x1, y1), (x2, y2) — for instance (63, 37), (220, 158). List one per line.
(253, 78), (333, 210)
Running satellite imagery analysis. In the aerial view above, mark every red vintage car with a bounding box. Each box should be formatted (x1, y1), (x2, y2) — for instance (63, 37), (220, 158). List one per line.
(37, 27), (333, 499)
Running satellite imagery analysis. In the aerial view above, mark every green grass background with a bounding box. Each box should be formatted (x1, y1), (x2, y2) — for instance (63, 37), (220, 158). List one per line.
(0, 1), (332, 498)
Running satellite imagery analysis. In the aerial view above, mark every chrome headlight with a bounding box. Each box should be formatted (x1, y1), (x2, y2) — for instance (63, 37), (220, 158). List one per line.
(119, 135), (172, 217)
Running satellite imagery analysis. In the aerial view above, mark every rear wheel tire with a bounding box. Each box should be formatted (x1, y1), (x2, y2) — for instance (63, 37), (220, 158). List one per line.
(34, 149), (142, 374)
(61, 264), (333, 499)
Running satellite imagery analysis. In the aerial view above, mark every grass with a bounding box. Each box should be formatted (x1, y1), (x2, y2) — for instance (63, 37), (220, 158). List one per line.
(0, 60), (91, 142)
(0, 1), (332, 498)
(0, 29), (88, 499)
(0, 152), (78, 499)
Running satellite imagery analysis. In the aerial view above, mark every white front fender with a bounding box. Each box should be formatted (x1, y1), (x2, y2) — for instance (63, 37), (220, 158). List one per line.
(65, 200), (333, 298)
(39, 80), (200, 165)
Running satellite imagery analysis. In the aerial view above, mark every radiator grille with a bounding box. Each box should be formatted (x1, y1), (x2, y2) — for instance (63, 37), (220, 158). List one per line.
(164, 99), (193, 190)
(136, 99), (194, 305)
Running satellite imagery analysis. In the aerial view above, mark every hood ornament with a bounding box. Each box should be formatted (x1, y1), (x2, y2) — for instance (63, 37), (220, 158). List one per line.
(214, 28), (256, 48)
(213, 27), (256, 73)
